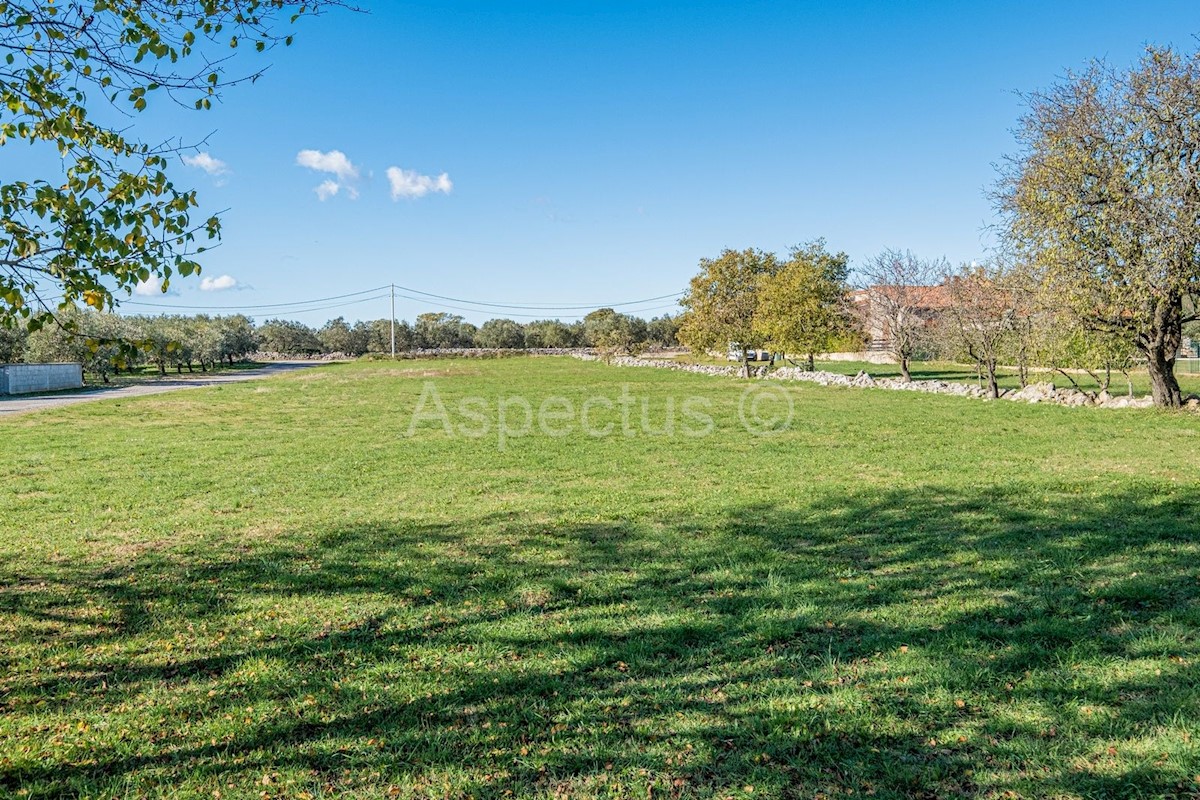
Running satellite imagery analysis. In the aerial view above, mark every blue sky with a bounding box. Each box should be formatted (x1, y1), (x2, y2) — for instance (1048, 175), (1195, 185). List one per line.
(109, 1), (1199, 325)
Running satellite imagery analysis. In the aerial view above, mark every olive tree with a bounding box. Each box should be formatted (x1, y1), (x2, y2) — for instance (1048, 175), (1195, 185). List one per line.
(524, 319), (578, 348)
(214, 314), (258, 364)
(258, 319), (322, 355)
(581, 308), (647, 356)
(475, 318), (526, 349)
(1001, 45), (1200, 407)
(24, 306), (129, 380)
(646, 314), (680, 348)
(0, 323), (26, 362)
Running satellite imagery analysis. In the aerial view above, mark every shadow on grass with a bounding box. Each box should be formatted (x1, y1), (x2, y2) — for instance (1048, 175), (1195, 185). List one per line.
(2, 485), (1198, 798)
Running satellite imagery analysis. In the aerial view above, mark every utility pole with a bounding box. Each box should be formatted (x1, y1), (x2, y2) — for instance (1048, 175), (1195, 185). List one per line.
(390, 284), (396, 358)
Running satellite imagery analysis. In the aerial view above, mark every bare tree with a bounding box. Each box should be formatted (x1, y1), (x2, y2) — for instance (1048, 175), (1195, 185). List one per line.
(941, 263), (1017, 399)
(856, 250), (946, 381)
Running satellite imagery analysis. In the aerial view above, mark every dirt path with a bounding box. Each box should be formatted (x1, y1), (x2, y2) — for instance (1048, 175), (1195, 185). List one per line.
(0, 362), (322, 416)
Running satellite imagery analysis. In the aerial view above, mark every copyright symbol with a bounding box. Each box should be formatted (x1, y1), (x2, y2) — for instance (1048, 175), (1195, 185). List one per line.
(738, 384), (794, 435)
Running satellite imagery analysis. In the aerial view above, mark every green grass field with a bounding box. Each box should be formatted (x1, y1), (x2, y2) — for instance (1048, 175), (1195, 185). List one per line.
(3, 357), (1200, 799)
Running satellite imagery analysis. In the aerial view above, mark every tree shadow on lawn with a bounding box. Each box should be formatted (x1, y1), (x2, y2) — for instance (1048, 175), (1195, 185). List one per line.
(2, 485), (1199, 798)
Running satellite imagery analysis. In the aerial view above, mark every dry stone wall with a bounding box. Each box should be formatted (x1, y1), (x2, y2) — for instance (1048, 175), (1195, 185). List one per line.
(570, 353), (1181, 411)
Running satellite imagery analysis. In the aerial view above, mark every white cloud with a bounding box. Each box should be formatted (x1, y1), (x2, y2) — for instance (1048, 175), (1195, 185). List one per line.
(297, 149), (361, 200)
(134, 275), (164, 296)
(182, 152), (229, 176)
(386, 166), (453, 200)
(296, 149), (359, 180)
(314, 179), (341, 201)
(199, 274), (238, 292)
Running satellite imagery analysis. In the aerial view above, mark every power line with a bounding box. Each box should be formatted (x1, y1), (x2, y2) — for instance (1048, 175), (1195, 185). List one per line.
(390, 290), (680, 319)
(253, 294), (393, 316)
(120, 285), (392, 311)
(390, 284), (684, 311)
(115, 282), (684, 317)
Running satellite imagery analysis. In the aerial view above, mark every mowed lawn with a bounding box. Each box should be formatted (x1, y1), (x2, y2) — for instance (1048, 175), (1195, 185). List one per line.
(2, 358), (1200, 799)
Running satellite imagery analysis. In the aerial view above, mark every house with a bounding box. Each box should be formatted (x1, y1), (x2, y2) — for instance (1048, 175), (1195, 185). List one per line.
(851, 284), (954, 353)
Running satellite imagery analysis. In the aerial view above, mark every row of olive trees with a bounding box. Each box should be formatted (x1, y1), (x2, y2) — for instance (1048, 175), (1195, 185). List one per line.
(1, 307), (682, 378)
(1, 307), (259, 382)
(302, 310), (680, 356)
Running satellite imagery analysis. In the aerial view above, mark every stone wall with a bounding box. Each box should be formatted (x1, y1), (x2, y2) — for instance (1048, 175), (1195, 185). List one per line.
(568, 353), (1180, 411)
(0, 363), (84, 395)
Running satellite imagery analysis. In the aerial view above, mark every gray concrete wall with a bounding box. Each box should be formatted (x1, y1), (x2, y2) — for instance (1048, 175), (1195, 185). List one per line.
(0, 363), (84, 395)
(817, 350), (897, 364)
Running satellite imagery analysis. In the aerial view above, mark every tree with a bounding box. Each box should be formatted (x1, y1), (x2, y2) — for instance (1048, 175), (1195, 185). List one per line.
(754, 240), (856, 371)
(1022, 304), (1138, 397)
(318, 317), (354, 354)
(214, 315), (258, 365)
(940, 262), (1017, 399)
(678, 248), (780, 376)
(646, 314), (680, 348)
(414, 313), (473, 348)
(1000, 46), (1200, 408)
(581, 308), (647, 355)
(0, 1), (346, 333)
(524, 319), (578, 348)
(474, 318), (525, 349)
(364, 318), (412, 354)
(258, 319), (322, 355)
(24, 306), (129, 381)
(856, 249), (946, 381)
(127, 315), (175, 375)
(0, 323), (26, 363)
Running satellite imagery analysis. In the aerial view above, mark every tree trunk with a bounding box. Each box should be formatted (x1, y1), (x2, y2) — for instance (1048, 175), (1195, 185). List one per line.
(1141, 295), (1184, 408)
(1146, 350), (1183, 407)
(899, 355), (911, 382)
(742, 348), (751, 379)
(806, 352), (815, 372)
(985, 360), (999, 399)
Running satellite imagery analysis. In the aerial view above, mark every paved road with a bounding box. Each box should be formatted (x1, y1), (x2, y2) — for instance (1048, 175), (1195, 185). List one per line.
(0, 362), (322, 416)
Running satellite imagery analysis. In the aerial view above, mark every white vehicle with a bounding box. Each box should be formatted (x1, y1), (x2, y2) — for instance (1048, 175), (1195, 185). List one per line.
(727, 344), (772, 362)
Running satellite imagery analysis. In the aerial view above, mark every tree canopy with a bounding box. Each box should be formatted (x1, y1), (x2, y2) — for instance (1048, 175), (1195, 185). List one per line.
(678, 248), (780, 372)
(1001, 45), (1200, 407)
(0, 0), (345, 335)
(754, 240), (855, 370)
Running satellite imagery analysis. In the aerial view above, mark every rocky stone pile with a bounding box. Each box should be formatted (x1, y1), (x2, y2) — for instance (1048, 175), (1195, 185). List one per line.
(571, 353), (770, 377)
(569, 353), (1187, 411)
(251, 350), (346, 362)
